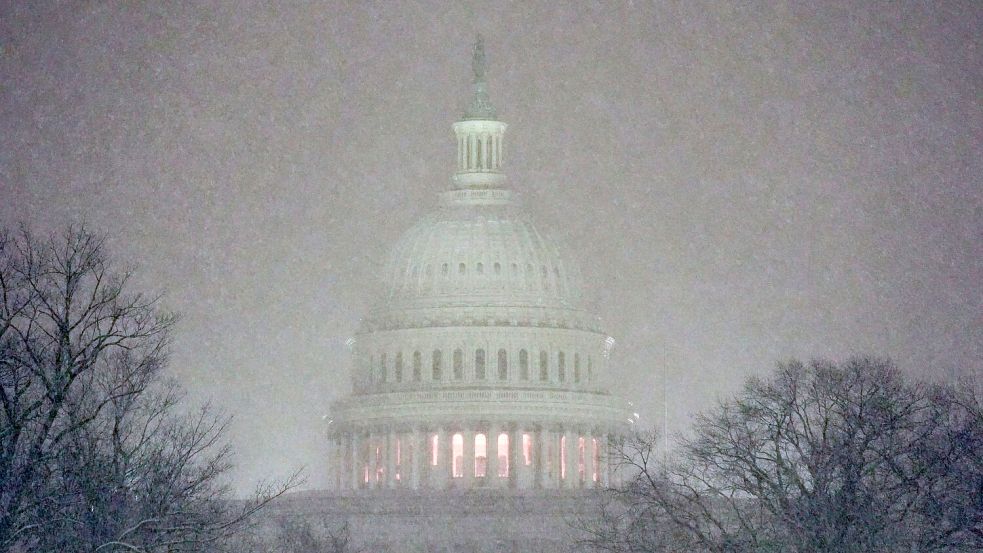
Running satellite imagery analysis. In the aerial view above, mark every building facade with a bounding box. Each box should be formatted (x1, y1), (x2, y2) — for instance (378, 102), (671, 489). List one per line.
(327, 38), (632, 503)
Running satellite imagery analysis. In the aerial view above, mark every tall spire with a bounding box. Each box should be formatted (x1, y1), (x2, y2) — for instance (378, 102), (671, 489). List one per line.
(464, 33), (496, 120)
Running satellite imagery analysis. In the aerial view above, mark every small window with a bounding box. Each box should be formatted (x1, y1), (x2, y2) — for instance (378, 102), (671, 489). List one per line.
(588, 355), (593, 382)
(368, 355), (375, 383)
(413, 351), (422, 381)
(442, 263), (448, 276)
(431, 434), (439, 466)
(574, 353), (581, 383)
(395, 352), (403, 382)
(452, 433), (464, 478)
(494, 262), (501, 275)
(379, 353), (387, 383)
(475, 349), (486, 380)
(453, 349), (464, 380)
(477, 262), (483, 274)
(459, 263), (466, 275)
(560, 435), (567, 480)
(558, 352), (566, 382)
(432, 350), (442, 381)
(519, 349), (529, 380)
(498, 433), (509, 477)
(578, 437), (586, 481)
(592, 437), (600, 482)
(475, 433), (487, 477)
(539, 351), (549, 381)
(497, 349), (508, 380)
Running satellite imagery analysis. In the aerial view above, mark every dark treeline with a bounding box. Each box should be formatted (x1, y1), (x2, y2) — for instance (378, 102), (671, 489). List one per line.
(582, 358), (982, 553)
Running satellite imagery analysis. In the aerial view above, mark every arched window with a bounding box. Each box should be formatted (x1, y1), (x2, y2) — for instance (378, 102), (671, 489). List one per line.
(578, 437), (586, 482)
(497, 348), (508, 380)
(394, 352), (403, 382)
(413, 351), (422, 381)
(558, 352), (566, 382)
(459, 263), (466, 275)
(519, 349), (529, 380)
(453, 349), (464, 380)
(560, 435), (567, 480)
(494, 262), (501, 275)
(574, 353), (581, 383)
(475, 349), (486, 380)
(474, 433), (487, 477)
(432, 350), (443, 381)
(498, 433), (509, 477)
(431, 434), (439, 466)
(477, 262), (483, 274)
(452, 433), (464, 478)
(379, 353), (387, 383)
(539, 351), (549, 381)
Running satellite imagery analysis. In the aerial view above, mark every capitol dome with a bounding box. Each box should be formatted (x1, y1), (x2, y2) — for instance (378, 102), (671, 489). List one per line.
(328, 37), (631, 495)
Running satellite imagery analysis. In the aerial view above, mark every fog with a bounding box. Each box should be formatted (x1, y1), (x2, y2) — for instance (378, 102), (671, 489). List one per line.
(1, 1), (980, 495)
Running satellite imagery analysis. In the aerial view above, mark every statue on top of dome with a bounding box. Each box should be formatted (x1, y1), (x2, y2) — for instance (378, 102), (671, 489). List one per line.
(472, 34), (486, 82)
(464, 33), (497, 120)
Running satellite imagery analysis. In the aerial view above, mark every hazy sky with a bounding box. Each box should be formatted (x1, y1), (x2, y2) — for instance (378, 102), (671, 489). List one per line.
(2, 1), (980, 493)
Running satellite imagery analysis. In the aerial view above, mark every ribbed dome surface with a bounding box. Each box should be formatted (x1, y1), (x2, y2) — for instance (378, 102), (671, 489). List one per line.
(380, 191), (583, 310)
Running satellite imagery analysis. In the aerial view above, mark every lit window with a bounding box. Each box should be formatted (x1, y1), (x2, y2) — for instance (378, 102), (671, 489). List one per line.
(560, 436), (567, 480)
(522, 433), (533, 466)
(453, 349), (463, 380)
(497, 349), (508, 380)
(475, 433), (487, 478)
(396, 438), (402, 481)
(519, 349), (529, 380)
(431, 434), (439, 466)
(578, 436), (586, 482)
(475, 349), (485, 380)
(452, 433), (464, 478)
(413, 351), (422, 381)
(498, 433), (509, 477)
(592, 437), (600, 482)
(432, 350), (442, 380)
(539, 351), (548, 381)
(375, 445), (384, 482)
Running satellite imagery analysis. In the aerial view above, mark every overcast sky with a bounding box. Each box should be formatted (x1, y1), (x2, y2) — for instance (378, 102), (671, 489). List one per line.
(2, 1), (980, 493)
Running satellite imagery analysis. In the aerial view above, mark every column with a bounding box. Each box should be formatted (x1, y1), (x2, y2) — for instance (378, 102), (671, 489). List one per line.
(463, 428), (475, 487)
(509, 424), (521, 489)
(487, 423), (498, 486)
(565, 427), (577, 489)
(385, 428), (397, 488)
(350, 431), (361, 490)
(437, 427), (450, 489)
(410, 427), (421, 489)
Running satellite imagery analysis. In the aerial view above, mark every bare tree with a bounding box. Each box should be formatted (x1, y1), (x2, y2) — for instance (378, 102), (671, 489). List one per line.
(582, 357), (983, 553)
(0, 225), (300, 552)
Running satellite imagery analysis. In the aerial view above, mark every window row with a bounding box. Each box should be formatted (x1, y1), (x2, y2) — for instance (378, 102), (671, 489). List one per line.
(393, 262), (566, 293)
(361, 433), (601, 483)
(367, 348), (594, 385)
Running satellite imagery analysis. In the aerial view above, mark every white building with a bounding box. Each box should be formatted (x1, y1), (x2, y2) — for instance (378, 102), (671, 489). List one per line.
(320, 37), (634, 550)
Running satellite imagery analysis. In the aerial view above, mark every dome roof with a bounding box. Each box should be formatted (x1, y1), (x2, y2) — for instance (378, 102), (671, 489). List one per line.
(380, 189), (583, 310)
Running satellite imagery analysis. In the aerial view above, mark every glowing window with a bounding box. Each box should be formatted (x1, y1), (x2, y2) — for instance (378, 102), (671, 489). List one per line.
(432, 350), (442, 380)
(519, 349), (529, 380)
(574, 353), (581, 383)
(396, 438), (402, 481)
(375, 444), (384, 482)
(497, 349), (508, 380)
(395, 352), (403, 382)
(430, 434), (439, 466)
(475, 349), (485, 380)
(412, 351), (422, 381)
(559, 436), (567, 480)
(498, 433), (509, 477)
(558, 352), (566, 382)
(592, 437), (600, 482)
(453, 349), (463, 380)
(522, 433), (532, 466)
(452, 433), (464, 478)
(539, 351), (548, 381)
(578, 436), (586, 481)
(475, 433), (487, 477)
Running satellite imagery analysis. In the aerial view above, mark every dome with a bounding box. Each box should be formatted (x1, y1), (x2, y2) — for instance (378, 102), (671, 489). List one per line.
(381, 190), (583, 308)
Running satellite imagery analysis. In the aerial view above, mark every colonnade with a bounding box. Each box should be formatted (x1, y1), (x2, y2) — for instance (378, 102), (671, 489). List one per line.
(330, 422), (619, 491)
